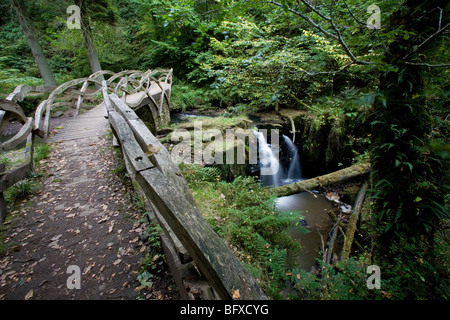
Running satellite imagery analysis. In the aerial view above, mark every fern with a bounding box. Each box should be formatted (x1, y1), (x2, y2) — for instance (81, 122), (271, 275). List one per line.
(179, 163), (222, 184)
(268, 248), (288, 286)
(254, 232), (271, 262)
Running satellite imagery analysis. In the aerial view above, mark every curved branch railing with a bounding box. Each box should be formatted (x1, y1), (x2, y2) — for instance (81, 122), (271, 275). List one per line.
(29, 69), (173, 138)
(1, 69), (268, 300)
(1, 68), (173, 222)
(0, 99), (35, 223)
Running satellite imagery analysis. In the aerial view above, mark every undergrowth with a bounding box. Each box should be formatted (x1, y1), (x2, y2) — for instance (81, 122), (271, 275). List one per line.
(3, 143), (51, 207)
(179, 163), (305, 297)
(0, 143), (51, 258)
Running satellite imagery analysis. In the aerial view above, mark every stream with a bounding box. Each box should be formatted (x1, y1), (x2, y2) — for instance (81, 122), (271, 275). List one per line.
(276, 192), (335, 271)
(170, 113), (337, 272)
(255, 131), (335, 271)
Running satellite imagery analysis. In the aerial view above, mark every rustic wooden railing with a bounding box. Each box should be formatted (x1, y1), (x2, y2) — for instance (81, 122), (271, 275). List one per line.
(103, 88), (267, 300)
(1, 70), (266, 299)
(1, 68), (171, 222)
(32, 69), (173, 138)
(0, 91), (38, 223)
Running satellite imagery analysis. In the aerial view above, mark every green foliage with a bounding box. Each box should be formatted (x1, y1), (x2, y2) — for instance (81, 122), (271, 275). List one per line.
(170, 82), (212, 112)
(137, 219), (166, 290)
(268, 248), (288, 286)
(33, 144), (51, 165)
(180, 163), (304, 296)
(289, 257), (383, 300)
(142, 223), (163, 251)
(0, 156), (13, 171)
(0, 0), (449, 300)
(4, 180), (34, 204)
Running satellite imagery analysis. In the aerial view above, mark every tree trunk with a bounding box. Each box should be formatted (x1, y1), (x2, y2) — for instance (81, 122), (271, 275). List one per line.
(75, 0), (104, 86)
(369, 0), (450, 298)
(11, 0), (57, 87)
(271, 162), (370, 197)
(341, 180), (368, 261)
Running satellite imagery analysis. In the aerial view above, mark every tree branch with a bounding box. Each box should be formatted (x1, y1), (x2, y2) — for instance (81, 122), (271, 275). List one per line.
(296, 0), (331, 22)
(296, 62), (354, 76)
(342, 0), (366, 26)
(269, 0), (375, 66)
(404, 62), (450, 68)
(268, 0), (338, 40)
(404, 21), (450, 59)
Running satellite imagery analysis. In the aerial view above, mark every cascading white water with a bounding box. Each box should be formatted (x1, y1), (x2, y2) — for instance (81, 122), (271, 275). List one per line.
(255, 131), (282, 187)
(255, 131), (334, 272)
(282, 135), (303, 184)
(254, 131), (303, 187)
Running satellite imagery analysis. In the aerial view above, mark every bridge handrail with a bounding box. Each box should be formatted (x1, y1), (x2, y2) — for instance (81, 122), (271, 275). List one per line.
(16, 69), (171, 138)
(104, 91), (267, 300)
(0, 99), (35, 223)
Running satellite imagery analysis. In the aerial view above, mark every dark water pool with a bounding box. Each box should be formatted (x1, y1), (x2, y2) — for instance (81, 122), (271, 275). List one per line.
(276, 192), (335, 271)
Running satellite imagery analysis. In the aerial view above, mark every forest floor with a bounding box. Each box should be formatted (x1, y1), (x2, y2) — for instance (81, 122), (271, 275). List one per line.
(0, 108), (176, 300)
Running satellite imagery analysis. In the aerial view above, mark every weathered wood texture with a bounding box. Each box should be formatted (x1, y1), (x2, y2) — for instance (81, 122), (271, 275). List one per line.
(0, 117), (33, 153)
(108, 93), (195, 204)
(6, 85), (54, 103)
(0, 99), (27, 123)
(272, 162), (371, 197)
(0, 133), (33, 224)
(106, 93), (266, 300)
(1, 93), (36, 223)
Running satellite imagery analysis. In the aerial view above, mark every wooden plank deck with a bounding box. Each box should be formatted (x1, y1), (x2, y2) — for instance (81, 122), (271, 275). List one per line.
(46, 105), (108, 143)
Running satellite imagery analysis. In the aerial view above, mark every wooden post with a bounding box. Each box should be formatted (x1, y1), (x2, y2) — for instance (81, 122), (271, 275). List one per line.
(0, 192), (6, 224)
(0, 163), (6, 224)
(341, 180), (369, 261)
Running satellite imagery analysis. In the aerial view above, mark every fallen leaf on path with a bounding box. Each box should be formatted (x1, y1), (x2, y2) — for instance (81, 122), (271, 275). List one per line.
(51, 234), (62, 241)
(108, 222), (114, 234)
(98, 216), (110, 224)
(24, 289), (33, 300)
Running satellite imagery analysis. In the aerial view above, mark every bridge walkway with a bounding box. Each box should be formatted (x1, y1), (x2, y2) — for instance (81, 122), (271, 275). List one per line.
(0, 105), (174, 300)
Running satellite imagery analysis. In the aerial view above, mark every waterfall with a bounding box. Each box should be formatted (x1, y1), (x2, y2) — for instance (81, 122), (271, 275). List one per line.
(282, 135), (303, 183)
(255, 131), (282, 187)
(253, 130), (304, 187)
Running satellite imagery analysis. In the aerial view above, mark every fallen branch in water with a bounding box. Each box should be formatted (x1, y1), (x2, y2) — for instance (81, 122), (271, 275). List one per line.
(325, 217), (341, 265)
(271, 162), (371, 197)
(341, 180), (369, 261)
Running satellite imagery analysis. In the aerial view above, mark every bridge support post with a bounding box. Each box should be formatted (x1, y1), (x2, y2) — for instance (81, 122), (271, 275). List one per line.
(0, 192), (6, 224)
(0, 163), (6, 224)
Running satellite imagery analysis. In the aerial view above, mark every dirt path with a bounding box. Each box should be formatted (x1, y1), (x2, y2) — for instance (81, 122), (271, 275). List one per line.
(0, 107), (176, 300)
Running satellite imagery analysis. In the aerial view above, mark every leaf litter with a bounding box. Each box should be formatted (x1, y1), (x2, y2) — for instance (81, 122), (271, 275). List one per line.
(0, 134), (175, 300)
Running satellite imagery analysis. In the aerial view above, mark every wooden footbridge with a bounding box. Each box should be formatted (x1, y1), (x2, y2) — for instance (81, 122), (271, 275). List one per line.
(0, 69), (267, 300)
